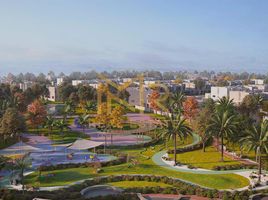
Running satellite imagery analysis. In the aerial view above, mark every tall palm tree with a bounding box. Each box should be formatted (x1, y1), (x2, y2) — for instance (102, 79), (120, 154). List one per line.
(84, 101), (97, 114)
(44, 115), (56, 135)
(240, 121), (268, 182)
(170, 90), (185, 115)
(14, 155), (31, 193)
(63, 101), (75, 119)
(216, 96), (234, 114)
(160, 114), (192, 165)
(55, 119), (69, 133)
(209, 110), (237, 161)
(255, 94), (263, 107)
(78, 114), (90, 132)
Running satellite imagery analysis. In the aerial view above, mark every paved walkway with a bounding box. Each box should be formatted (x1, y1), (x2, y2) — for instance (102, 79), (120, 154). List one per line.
(151, 133), (268, 191)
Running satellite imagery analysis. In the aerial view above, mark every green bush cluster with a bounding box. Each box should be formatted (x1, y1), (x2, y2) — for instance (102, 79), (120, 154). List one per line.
(168, 142), (202, 154)
(86, 194), (139, 200)
(0, 175), (258, 200)
(0, 189), (83, 200)
(212, 164), (256, 171)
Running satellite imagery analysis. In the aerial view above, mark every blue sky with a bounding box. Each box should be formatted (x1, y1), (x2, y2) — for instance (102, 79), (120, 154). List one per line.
(0, 0), (268, 75)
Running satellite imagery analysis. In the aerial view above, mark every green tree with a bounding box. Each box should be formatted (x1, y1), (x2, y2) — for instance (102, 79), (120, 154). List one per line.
(240, 121), (268, 182)
(239, 95), (259, 117)
(44, 115), (56, 135)
(13, 155), (31, 194)
(160, 114), (192, 165)
(209, 110), (237, 161)
(192, 106), (213, 152)
(194, 78), (206, 93)
(55, 119), (69, 133)
(58, 83), (77, 101)
(216, 96), (235, 114)
(0, 108), (26, 141)
(63, 101), (75, 118)
(84, 101), (97, 114)
(165, 90), (185, 115)
(78, 114), (90, 132)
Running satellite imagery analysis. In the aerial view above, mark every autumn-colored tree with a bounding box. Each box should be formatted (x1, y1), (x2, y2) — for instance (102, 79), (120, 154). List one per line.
(27, 100), (47, 128)
(110, 105), (126, 145)
(95, 103), (111, 129)
(224, 75), (233, 81)
(149, 90), (160, 111)
(94, 102), (111, 152)
(110, 106), (125, 129)
(173, 78), (183, 84)
(97, 83), (109, 102)
(182, 96), (198, 121)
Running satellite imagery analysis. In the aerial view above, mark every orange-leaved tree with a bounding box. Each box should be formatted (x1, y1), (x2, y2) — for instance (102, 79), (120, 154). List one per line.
(149, 90), (160, 111)
(182, 96), (198, 122)
(27, 99), (47, 129)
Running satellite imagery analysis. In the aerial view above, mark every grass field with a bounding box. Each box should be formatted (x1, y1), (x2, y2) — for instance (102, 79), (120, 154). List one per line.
(27, 128), (90, 144)
(171, 146), (241, 169)
(25, 140), (249, 189)
(108, 181), (172, 188)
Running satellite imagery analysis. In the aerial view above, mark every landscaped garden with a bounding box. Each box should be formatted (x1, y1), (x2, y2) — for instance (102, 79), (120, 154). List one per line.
(24, 140), (250, 189)
(108, 181), (172, 188)
(1, 81), (268, 200)
(171, 146), (241, 170)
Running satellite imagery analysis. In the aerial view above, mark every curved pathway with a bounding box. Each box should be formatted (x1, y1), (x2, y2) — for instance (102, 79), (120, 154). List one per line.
(151, 133), (268, 191)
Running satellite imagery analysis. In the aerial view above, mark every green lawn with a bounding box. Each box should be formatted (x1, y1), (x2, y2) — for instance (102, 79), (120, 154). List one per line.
(25, 167), (95, 187)
(27, 128), (90, 144)
(226, 142), (268, 170)
(171, 146), (241, 170)
(113, 123), (139, 130)
(108, 181), (172, 188)
(25, 142), (249, 189)
(49, 130), (90, 144)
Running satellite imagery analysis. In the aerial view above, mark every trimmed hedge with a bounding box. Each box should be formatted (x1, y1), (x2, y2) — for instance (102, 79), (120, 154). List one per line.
(212, 164), (257, 171)
(168, 142), (203, 154)
(0, 174), (254, 200)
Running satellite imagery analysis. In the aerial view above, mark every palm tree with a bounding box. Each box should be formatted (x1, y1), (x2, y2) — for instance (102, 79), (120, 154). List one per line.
(216, 96), (234, 114)
(55, 119), (69, 133)
(168, 90), (185, 115)
(160, 114), (192, 165)
(84, 101), (97, 114)
(255, 94), (263, 107)
(63, 101), (75, 119)
(209, 110), (237, 161)
(78, 114), (90, 132)
(240, 121), (268, 182)
(44, 115), (56, 135)
(14, 155), (31, 194)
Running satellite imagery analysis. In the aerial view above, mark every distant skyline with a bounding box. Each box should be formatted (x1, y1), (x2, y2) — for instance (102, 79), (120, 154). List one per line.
(0, 0), (268, 75)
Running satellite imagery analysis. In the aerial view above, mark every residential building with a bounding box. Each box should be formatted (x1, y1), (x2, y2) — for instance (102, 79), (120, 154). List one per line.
(47, 86), (58, 102)
(126, 87), (151, 111)
(56, 78), (64, 86)
(229, 90), (250, 105)
(19, 81), (33, 92)
(72, 80), (84, 86)
(208, 86), (229, 101)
